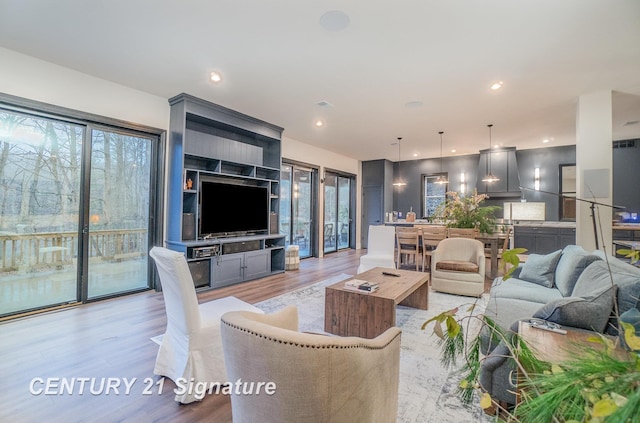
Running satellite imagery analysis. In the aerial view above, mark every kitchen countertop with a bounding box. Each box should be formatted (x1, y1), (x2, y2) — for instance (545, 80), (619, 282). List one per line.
(613, 223), (640, 230)
(511, 221), (576, 228)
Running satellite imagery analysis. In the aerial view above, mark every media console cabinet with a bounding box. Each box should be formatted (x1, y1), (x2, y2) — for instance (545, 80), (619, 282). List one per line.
(165, 93), (286, 290)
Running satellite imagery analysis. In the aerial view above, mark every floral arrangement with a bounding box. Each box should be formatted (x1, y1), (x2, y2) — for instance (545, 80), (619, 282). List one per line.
(434, 189), (500, 234)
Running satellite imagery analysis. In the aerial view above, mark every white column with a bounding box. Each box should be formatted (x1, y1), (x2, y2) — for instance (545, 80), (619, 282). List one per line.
(575, 91), (613, 252)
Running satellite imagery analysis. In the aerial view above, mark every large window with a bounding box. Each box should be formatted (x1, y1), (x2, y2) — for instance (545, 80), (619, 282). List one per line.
(323, 170), (355, 253)
(423, 174), (448, 217)
(0, 98), (162, 317)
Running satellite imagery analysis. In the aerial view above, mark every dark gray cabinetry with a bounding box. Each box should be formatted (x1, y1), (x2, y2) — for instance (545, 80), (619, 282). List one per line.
(514, 226), (576, 254)
(477, 147), (521, 197)
(166, 93), (286, 290)
(210, 249), (271, 288)
(361, 160), (394, 247)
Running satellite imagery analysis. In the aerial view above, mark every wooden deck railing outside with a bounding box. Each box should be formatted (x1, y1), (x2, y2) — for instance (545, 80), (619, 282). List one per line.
(0, 229), (148, 272)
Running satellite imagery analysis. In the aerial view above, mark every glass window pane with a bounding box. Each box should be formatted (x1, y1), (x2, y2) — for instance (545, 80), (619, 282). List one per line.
(87, 129), (152, 298)
(0, 110), (82, 315)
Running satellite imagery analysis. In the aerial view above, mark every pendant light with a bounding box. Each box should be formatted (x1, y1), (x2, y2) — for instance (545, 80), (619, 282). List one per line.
(392, 137), (407, 187)
(434, 131), (448, 185)
(482, 124), (500, 183)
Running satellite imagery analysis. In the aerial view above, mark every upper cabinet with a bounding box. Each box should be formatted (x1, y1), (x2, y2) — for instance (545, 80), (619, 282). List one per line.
(476, 147), (521, 197)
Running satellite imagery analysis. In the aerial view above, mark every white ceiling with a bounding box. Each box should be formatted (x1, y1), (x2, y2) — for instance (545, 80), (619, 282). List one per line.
(1, 0), (639, 162)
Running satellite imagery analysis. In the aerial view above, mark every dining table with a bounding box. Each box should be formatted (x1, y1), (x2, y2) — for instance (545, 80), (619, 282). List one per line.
(477, 233), (509, 279)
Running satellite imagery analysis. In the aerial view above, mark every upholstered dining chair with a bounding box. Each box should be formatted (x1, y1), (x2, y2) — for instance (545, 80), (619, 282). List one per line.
(431, 237), (486, 297)
(357, 224), (397, 273)
(396, 226), (421, 271)
(149, 246), (263, 403)
(220, 305), (401, 423)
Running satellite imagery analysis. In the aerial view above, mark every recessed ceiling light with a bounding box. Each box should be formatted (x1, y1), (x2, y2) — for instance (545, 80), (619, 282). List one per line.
(413, 153), (419, 157)
(314, 120), (325, 128)
(542, 138), (550, 143)
(320, 10), (350, 31)
(404, 101), (424, 109)
(493, 144), (499, 149)
(490, 81), (503, 91)
(209, 71), (222, 83)
(451, 149), (456, 153)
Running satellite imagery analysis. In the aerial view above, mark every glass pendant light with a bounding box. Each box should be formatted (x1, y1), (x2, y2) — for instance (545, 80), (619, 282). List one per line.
(482, 124), (500, 183)
(392, 137), (407, 187)
(434, 131), (448, 185)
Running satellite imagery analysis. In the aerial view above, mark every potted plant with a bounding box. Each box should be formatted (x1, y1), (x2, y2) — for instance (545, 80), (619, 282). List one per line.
(435, 189), (501, 234)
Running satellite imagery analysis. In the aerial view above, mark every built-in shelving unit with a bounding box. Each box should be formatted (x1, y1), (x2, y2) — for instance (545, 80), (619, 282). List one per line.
(166, 93), (285, 290)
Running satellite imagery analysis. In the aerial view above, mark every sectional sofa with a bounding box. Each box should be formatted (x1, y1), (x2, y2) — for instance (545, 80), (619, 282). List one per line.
(479, 245), (640, 405)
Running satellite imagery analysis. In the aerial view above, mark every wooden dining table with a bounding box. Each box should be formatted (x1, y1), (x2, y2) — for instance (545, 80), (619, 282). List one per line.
(477, 233), (508, 279)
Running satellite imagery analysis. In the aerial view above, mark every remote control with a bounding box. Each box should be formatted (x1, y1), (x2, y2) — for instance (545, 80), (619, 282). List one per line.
(530, 325), (567, 335)
(382, 271), (401, 277)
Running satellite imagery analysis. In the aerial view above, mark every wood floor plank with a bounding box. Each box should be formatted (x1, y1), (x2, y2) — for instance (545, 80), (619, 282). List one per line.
(0, 249), (363, 422)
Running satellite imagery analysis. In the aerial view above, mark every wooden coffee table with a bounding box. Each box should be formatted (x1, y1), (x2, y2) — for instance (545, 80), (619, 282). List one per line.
(324, 267), (429, 339)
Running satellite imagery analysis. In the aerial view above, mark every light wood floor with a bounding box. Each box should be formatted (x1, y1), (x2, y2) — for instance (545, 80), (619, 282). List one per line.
(0, 249), (364, 423)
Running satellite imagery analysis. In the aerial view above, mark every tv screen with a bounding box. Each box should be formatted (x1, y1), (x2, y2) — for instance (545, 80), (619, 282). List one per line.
(199, 181), (269, 238)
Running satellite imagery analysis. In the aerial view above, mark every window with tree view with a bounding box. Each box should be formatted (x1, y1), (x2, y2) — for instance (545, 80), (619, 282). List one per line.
(423, 175), (447, 217)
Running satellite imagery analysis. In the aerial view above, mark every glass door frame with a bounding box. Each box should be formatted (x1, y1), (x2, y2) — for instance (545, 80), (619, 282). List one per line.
(0, 93), (165, 315)
(280, 159), (319, 259)
(323, 168), (356, 254)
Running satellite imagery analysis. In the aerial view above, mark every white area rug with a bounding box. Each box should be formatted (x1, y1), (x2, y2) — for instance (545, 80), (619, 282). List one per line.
(255, 274), (493, 423)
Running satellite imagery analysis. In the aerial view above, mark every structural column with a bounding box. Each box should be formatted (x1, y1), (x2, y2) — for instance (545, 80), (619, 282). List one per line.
(575, 91), (613, 252)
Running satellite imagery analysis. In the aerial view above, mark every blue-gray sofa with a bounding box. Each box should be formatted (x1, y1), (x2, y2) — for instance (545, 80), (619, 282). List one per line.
(479, 245), (640, 405)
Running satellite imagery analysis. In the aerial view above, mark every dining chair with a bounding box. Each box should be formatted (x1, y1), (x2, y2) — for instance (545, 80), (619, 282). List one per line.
(395, 226), (421, 271)
(357, 225), (396, 273)
(421, 225), (447, 272)
(149, 246), (264, 403)
(447, 227), (480, 239)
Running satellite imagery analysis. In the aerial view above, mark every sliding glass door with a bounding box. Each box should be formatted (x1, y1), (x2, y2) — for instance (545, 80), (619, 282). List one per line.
(323, 171), (354, 253)
(0, 106), (159, 317)
(86, 129), (153, 299)
(279, 163), (316, 258)
(0, 111), (83, 315)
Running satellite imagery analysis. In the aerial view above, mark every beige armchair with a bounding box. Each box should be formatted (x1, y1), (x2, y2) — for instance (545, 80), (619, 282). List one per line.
(220, 305), (401, 423)
(431, 237), (486, 297)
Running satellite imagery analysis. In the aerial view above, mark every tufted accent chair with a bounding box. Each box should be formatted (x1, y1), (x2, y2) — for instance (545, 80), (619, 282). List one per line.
(220, 305), (401, 423)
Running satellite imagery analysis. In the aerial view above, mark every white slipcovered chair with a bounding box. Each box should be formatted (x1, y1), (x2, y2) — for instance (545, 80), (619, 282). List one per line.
(149, 246), (263, 403)
(357, 224), (397, 273)
(220, 305), (401, 423)
(431, 237), (486, 297)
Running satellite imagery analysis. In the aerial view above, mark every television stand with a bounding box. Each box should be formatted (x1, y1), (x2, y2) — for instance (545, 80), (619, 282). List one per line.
(164, 93), (285, 290)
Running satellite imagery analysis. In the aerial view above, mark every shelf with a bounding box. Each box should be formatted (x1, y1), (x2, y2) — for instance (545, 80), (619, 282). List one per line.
(168, 93), (284, 290)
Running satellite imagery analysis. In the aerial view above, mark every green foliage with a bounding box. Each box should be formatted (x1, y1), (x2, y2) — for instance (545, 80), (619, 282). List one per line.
(616, 248), (640, 265)
(434, 189), (501, 234)
(501, 247), (528, 280)
(517, 348), (640, 423)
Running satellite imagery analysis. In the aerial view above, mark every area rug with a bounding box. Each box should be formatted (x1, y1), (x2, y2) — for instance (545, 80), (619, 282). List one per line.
(254, 274), (493, 423)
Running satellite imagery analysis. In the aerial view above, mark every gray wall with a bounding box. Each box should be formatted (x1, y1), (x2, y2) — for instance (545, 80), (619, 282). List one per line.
(392, 145), (576, 220)
(613, 139), (640, 220)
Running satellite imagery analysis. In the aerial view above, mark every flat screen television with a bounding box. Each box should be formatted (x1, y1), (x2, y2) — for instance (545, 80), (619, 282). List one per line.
(199, 180), (269, 238)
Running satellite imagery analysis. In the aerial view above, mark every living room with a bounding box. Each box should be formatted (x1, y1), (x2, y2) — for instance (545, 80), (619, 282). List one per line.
(1, 2), (640, 422)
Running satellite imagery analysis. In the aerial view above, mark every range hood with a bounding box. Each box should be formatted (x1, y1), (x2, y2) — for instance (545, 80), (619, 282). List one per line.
(476, 146), (521, 198)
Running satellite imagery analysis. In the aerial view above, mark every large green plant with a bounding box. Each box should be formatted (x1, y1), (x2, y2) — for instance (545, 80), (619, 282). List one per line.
(435, 189), (500, 234)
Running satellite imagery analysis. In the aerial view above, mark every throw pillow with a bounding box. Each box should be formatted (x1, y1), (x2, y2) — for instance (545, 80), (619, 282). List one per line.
(519, 249), (562, 288)
(554, 245), (601, 297)
(532, 285), (615, 333)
